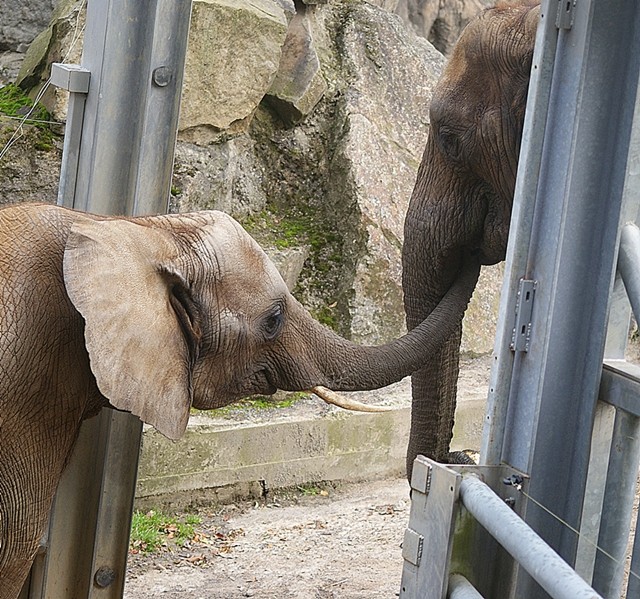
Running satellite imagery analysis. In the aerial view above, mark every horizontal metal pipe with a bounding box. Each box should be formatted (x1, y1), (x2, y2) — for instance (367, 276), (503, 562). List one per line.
(618, 222), (640, 323)
(448, 574), (485, 599)
(459, 476), (602, 599)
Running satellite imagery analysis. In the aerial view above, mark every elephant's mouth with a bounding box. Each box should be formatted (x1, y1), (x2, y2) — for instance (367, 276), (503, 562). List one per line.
(474, 247), (505, 266)
(258, 369), (278, 396)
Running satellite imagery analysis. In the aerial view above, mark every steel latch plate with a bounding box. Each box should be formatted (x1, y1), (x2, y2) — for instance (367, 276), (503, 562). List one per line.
(556, 0), (576, 30)
(510, 279), (536, 352)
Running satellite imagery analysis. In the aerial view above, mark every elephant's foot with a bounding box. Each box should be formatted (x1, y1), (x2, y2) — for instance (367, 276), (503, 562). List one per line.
(447, 449), (478, 465)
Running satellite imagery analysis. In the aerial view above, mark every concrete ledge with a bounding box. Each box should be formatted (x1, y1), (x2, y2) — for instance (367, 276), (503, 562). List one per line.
(134, 371), (488, 509)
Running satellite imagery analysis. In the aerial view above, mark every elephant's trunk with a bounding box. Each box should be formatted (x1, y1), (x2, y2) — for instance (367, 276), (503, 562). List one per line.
(277, 255), (480, 394)
(400, 141), (482, 475)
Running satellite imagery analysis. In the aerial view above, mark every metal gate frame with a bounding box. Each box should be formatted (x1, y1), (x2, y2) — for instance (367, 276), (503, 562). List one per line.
(400, 0), (640, 597)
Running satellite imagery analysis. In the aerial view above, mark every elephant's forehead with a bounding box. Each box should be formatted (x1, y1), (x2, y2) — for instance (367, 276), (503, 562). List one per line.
(200, 217), (288, 293)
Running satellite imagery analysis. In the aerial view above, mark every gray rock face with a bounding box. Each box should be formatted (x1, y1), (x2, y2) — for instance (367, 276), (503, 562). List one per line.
(335, 6), (444, 343)
(394, 0), (493, 54)
(179, 0), (290, 139)
(0, 0), (57, 53)
(266, 7), (327, 126)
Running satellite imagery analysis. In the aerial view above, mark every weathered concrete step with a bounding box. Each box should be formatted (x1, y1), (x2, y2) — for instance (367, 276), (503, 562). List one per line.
(134, 371), (487, 509)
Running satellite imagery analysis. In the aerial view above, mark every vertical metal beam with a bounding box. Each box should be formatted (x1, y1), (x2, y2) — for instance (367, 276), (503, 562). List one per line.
(480, 2), (640, 599)
(591, 408), (640, 597)
(21, 1), (192, 597)
(480, 0), (559, 466)
(576, 60), (640, 586)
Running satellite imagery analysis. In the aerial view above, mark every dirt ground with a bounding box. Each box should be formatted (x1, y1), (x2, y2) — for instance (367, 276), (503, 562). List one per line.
(123, 477), (411, 599)
(123, 357), (493, 599)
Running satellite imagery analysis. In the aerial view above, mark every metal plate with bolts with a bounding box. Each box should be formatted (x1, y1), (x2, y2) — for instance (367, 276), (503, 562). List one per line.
(399, 457), (462, 599)
(399, 458), (529, 599)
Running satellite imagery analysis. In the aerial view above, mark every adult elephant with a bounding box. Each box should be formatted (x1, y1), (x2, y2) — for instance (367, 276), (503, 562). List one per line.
(402, 1), (540, 475)
(0, 202), (478, 597)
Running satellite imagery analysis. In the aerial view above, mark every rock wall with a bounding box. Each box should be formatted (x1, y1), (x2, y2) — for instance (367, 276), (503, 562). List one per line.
(0, 0), (502, 354)
(0, 0), (57, 53)
(394, 0), (494, 54)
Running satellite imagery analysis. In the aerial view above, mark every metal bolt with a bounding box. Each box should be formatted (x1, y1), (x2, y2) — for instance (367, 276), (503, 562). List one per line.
(504, 497), (516, 508)
(94, 566), (116, 588)
(152, 66), (172, 87)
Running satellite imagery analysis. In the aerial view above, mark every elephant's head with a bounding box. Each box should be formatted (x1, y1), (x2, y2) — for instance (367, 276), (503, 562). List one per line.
(63, 209), (480, 441)
(402, 2), (539, 473)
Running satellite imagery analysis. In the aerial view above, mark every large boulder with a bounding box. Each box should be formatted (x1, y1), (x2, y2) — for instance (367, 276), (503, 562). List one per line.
(179, 0), (292, 140)
(0, 0), (57, 53)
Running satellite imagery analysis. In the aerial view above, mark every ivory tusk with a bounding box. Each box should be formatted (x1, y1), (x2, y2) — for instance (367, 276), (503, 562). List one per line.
(310, 386), (392, 412)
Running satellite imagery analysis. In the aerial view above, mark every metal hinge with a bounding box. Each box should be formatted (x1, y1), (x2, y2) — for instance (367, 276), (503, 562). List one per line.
(510, 279), (536, 352)
(556, 0), (577, 30)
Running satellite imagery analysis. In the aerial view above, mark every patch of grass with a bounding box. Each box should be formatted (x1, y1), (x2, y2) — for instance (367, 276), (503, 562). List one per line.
(130, 510), (202, 555)
(296, 484), (328, 496)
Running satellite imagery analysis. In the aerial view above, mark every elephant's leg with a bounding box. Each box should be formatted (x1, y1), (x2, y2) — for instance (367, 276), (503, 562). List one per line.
(406, 324), (463, 478)
(0, 426), (79, 599)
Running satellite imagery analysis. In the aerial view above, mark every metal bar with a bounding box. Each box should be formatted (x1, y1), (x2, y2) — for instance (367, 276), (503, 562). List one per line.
(574, 402), (615, 582)
(619, 223), (640, 323)
(26, 0), (192, 597)
(591, 407), (640, 597)
(458, 475), (602, 599)
(600, 361), (640, 418)
(51, 63), (91, 208)
(447, 464), (529, 598)
(481, 0), (559, 466)
(448, 574), (485, 599)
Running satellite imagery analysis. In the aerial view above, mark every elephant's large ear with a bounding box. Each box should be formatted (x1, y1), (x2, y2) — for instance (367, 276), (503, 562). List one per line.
(63, 216), (192, 440)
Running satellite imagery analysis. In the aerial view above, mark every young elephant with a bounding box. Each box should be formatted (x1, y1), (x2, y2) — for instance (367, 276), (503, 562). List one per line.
(0, 202), (479, 596)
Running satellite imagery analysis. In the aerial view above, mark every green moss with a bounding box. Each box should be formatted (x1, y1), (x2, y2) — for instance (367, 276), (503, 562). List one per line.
(192, 391), (309, 417)
(0, 84), (55, 150)
(0, 84), (49, 124)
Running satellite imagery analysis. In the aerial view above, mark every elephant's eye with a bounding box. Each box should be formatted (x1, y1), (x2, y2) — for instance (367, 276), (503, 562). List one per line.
(437, 128), (463, 162)
(262, 302), (284, 341)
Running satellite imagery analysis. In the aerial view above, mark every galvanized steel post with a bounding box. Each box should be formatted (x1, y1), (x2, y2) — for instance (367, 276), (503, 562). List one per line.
(21, 1), (192, 597)
(480, 0), (640, 596)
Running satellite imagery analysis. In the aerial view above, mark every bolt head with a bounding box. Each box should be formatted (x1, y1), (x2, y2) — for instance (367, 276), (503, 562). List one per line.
(94, 566), (116, 588)
(152, 66), (172, 87)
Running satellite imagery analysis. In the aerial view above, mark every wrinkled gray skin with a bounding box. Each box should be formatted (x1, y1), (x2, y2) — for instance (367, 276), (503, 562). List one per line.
(0, 203), (479, 596)
(402, 2), (539, 477)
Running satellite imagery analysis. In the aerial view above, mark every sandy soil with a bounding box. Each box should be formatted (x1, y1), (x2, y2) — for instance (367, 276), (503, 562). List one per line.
(124, 477), (411, 599)
(123, 356), (493, 599)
